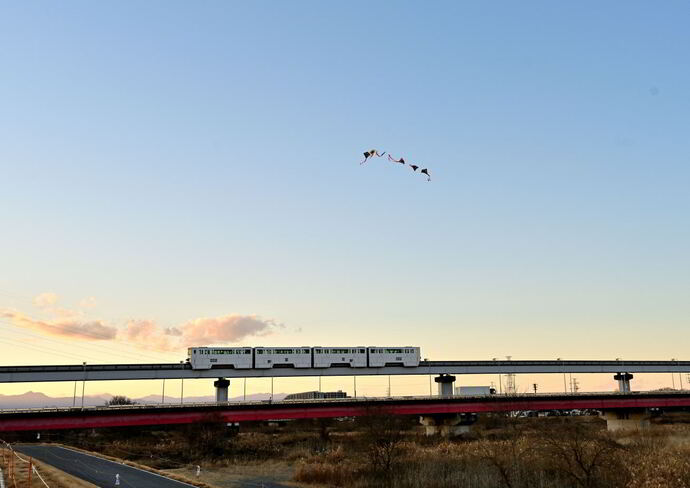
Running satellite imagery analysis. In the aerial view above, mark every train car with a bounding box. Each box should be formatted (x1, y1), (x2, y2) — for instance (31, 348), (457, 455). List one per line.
(313, 346), (367, 368)
(367, 347), (420, 367)
(187, 347), (253, 370)
(254, 347), (312, 369)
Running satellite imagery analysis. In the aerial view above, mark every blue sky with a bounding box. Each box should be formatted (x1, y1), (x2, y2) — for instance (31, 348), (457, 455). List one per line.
(1, 2), (689, 396)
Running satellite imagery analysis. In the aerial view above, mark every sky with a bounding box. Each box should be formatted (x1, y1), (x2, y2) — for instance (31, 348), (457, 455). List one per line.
(1, 1), (689, 398)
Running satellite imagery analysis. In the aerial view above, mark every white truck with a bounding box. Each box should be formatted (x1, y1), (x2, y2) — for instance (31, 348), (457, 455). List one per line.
(455, 386), (496, 396)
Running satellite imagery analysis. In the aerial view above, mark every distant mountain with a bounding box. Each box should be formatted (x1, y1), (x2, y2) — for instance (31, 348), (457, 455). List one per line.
(0, 391), (112, 409)
(136, 393), (286, 404)
(0, 391), (287, 409)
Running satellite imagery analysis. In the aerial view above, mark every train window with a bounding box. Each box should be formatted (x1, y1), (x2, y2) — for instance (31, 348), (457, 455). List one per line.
(303, 348), (309, 353)
(360, 349), (365, 353)
(257, 350), (263, 355)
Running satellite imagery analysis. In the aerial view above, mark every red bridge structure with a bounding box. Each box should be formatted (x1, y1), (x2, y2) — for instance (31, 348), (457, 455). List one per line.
(2, 392), (689, 434)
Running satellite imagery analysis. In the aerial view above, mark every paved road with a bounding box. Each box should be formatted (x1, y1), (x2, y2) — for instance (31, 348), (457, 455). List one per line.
(16, 445), (196, 488)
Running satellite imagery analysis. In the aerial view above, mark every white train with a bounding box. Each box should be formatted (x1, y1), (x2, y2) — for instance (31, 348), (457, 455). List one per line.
(187, 346), (420, 370)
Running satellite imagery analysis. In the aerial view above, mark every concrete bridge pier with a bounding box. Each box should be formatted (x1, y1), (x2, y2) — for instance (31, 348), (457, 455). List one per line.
(601, 409), (650, 431)
(614, 372), (633, 393)
(435, 374), (456, 397)
(214, 378), (230, 403)
(420, 413), (477, 436)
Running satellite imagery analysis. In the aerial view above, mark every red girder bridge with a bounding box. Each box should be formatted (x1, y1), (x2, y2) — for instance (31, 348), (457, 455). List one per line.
(2, 392), (689, 433)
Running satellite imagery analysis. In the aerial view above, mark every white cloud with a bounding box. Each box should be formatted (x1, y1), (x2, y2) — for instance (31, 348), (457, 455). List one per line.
(79, 297), (98, 309)
(32, 292), (59, 309)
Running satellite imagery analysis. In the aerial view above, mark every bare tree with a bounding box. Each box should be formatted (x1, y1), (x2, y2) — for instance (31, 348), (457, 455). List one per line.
(106, 395), (135, 406)
(538, 420), (626, 488)
(477, 415), (536, 488)
(357, 408), (407, 481)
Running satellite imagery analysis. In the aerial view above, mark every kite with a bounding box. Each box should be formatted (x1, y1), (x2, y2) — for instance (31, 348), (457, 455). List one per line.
(360, 149), (432, 182)
(388, 155), (406, 165)
(361, 149), (386, 165)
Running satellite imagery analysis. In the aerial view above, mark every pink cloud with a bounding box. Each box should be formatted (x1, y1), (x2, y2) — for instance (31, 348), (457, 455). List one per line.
(122, 319), (175, 351)
(177, 314), (282, 346)
(3, 301), (284, 352)
(120, 315), (283, 351)
(0, 309), (117, 341)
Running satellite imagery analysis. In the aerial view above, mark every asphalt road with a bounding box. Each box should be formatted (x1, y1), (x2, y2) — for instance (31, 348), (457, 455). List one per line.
(15, 445), (196, 488)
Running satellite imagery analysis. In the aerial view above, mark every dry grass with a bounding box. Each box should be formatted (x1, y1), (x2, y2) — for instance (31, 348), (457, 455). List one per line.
(165, 461), (304, 488)
(291, 420), (690, 488)
(41, 416), (690, 488)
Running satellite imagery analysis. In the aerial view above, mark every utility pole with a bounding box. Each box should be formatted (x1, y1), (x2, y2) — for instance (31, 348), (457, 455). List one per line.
(672, 359), (676, 389)
(354, 376), (357, 398)
(81, 362), (87, 409)
(558, 358), (567, 393)
(493, 358), (502, 394)
(532, 383), (538, 395)
(161, 379), (165, 404)
(180, 361), (184, 405)
(243, 378), (247, 402)
(387, 375), (391, 397)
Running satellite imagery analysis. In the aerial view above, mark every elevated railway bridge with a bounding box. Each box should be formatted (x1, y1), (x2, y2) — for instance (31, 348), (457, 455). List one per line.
(2, 360), (690, 433)
(1, 392), (690, 434)
(1, 359), (689, 398)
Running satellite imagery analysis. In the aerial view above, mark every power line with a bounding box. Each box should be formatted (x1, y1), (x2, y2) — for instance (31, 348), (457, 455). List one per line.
(0, 318), (176, 364)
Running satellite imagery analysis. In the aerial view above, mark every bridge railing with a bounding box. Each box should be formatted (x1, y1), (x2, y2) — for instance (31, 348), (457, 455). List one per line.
(1, 390), (689, 415)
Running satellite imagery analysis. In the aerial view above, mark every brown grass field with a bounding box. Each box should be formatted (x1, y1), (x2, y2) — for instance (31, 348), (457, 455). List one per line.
(6, 413), (690, 487)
